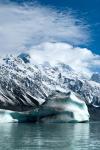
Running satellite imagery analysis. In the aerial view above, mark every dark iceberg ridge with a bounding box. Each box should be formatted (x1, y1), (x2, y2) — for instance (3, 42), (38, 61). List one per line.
(0, 53), (99, 123)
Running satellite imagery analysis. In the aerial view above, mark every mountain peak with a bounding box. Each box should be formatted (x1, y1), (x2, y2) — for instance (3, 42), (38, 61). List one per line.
(91, 73), (100, 83)
(18, 53), (31, 63)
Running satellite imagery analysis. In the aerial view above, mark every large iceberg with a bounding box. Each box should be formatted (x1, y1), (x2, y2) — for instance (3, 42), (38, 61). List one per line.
(0, 91), (89, 123)
(39, 91), (89, 123)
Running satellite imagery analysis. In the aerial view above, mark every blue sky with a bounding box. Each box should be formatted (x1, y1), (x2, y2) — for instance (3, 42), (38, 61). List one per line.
(42, 0), (99, 55)
(37, 0), (100, 54)
(10, 0), (100, 54)
(1, 0), (100, 54)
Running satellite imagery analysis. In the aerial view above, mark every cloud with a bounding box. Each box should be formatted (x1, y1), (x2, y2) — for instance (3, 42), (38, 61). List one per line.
(0, 2), (89, 55)
(29, 42), (100, 75)
(1, 2), (99, 75)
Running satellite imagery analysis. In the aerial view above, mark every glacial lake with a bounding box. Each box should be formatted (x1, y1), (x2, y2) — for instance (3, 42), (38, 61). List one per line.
(0, 122), (100, 150)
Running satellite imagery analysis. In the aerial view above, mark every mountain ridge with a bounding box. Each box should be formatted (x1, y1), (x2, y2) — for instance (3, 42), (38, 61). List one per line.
(0, 53), (99, 122)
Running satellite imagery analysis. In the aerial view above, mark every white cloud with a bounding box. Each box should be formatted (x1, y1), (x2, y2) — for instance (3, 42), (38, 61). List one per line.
(29, 42), (100, 75)
(0, 3), (89, 55)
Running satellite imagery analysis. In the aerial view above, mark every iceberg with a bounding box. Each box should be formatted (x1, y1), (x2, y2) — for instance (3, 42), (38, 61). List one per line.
(0, 110), (18, 123)
(0, 92), (89, 123)
(39, 91), (89, 123)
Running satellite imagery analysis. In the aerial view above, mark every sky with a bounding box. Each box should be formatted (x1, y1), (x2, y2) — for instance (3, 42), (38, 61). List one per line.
(7, 0), (100, 54)
(35, 0), (100, 55)
(0, 0), (100, 75)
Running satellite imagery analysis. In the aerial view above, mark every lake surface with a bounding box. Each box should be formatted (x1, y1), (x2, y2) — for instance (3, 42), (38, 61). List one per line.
(0, 122), (100, 150)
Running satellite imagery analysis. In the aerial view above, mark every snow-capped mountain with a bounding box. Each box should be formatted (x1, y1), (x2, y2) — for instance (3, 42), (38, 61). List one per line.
(0, 53), (100, 122)
(0, 53), (100, 107)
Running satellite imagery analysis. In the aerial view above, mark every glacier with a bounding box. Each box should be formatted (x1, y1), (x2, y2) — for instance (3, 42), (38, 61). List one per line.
(0, 53), (100, 122)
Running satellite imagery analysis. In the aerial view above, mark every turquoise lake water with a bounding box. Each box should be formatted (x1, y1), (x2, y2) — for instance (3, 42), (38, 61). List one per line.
(0, 122), (100, 150)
